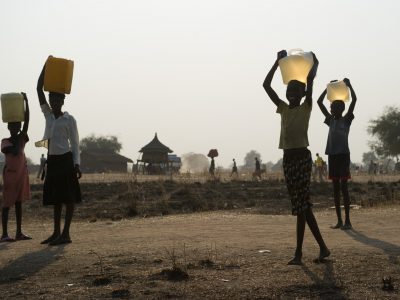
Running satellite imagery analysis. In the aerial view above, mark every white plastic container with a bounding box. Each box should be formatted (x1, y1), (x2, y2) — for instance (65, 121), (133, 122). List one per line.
(278, 49), (314, 85)
(1, 93), (25, 123)
(327, 80), (350, 102)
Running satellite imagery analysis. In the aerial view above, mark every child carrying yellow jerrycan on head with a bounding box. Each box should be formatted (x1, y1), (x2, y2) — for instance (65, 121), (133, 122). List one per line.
(317, 78), (357, 230)
(263, 49), (330, 265)
(1, 92), (31, 242)
(37, 56), (82, 246)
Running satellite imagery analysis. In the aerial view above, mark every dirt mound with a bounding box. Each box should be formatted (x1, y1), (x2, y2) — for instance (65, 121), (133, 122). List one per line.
(5, 180), (400, 221)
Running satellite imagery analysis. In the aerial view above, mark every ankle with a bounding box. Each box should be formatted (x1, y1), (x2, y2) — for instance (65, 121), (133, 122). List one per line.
(320, 244), (328, 251)
(61, 231), (70, 238)
(295, 249), (302, 258)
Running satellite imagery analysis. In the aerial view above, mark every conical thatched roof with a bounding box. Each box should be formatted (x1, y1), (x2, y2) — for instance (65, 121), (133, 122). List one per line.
(139, 133), (173, 153)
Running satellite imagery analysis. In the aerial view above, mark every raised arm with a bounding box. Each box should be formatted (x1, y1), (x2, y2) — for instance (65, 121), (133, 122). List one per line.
(263, 50), (287, 107)
(37, 63), (47, 106)
(21, 92), (29, 134)
(344, 78), (357, 115)
(305, 52), (319, 106)
(317, 89), (330, 118)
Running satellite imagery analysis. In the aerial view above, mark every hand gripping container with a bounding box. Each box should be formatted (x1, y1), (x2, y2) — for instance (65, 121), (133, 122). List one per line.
(278, 49), (314, 85)
(44, 56), (74, 94)
(327, 80), (350, 102)
(1, 93), (25, 123)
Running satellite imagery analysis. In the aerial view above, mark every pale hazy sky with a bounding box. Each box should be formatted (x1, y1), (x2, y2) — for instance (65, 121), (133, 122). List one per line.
(1, 1), (399, 167)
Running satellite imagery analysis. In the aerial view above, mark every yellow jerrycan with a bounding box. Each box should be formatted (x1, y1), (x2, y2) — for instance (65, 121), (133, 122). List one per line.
(327, 80), (349, 102)
(1, 93), (25, 123)
(278, 49), (314, 85)
(44, 56), (74, 94)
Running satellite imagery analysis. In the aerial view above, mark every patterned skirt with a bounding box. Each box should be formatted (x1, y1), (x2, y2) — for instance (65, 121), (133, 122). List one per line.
(283, 149), (313, 215)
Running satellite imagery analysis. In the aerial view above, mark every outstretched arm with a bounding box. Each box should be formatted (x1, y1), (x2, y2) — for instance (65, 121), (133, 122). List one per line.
(317, 89), (330, 117)
(263, 50), (287, 107)
(344, 78), (357, 115)
(37, 63), (47, 106)
(21, 93), (29, 134)
(305, 52), (319, 106)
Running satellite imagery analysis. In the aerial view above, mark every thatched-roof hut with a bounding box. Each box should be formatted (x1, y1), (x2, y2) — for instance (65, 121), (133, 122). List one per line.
(81, 151), (133, 173)
(139, 133), (173, 163)
(136, 133), (177, 174)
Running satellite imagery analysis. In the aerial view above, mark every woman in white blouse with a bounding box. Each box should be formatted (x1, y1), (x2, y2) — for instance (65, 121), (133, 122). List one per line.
(37, 62), (82, 246)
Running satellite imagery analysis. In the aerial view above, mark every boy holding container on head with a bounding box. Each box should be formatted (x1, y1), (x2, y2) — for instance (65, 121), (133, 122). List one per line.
(317, 78), (357, 230)
(263, 49), (330, 265)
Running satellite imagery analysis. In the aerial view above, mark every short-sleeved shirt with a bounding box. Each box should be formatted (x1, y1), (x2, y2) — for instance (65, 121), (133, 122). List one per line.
(315, 156), (323, 167)
(276, 100), (312, 150)
(324, 113), (354, 155)
(41, 103), (80, 165)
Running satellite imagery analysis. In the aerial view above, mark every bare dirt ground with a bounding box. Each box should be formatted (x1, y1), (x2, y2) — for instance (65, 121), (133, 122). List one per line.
(0, 177), (399, 299)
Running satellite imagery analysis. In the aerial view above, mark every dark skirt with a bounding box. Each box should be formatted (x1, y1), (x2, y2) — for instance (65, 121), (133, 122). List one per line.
(43, 152), (81, 206)
(328, 153), (351, 180)
(283, 148), (313, 216)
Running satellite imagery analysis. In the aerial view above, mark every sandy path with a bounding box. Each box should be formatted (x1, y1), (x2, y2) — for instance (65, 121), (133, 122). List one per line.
(0, 207), (399, 299)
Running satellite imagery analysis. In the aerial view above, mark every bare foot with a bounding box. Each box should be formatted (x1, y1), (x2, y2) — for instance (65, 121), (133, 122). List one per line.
(288, 254), (302, 265)
(330, 221), (343, 229)
(49, 235), (72, 246)
(0, 235), (16, 243)
(15, 233), (32, 241)
(317, 248), (331, 261)
(341, 223), (352, 230)
(41, 234), (60, 244)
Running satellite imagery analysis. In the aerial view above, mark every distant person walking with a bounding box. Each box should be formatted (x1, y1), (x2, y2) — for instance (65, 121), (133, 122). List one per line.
(255, 157), (261, 172)
(230, 158), (238, 177)
(207, 149), (218, 179)
(253, 157), (263, 180)
(37, 153), (47, 179)
(209, 157), (215, 177)
(317, 78), (357, 230)
(315, 153), (324, 182)
(37, 60), (82, 246)
(263, 50), (330, 265)
(1, 93), (31, 242)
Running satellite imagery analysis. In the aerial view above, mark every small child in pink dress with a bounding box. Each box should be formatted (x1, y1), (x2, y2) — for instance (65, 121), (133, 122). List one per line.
(1, 92), (31, 242)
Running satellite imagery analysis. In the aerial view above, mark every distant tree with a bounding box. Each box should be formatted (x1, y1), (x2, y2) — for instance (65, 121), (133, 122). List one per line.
(265, 161), (274, 171)
(362, 151), (377, 166)
(243, 150), (262, 169)
(181, 152), (209, 173)
(368, 106), (400, 161)
(80, 135), (122, 154)
(271, 158), (283, 172)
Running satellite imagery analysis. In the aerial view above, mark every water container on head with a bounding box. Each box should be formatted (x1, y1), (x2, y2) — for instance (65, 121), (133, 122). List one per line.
(44, 56), (74, 94)
(1, 93), (25, 123)
(327, 80), (349, 102)
(207, 149), (219, 158)
(278, 49), (314, 85)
